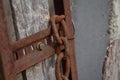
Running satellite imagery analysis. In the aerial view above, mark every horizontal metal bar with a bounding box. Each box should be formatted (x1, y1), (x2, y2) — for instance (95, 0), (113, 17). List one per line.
(14, 45), (55, 74)
(11, 27), (51, 51)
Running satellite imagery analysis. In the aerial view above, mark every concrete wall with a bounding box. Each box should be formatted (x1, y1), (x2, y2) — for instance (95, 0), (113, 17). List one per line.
(71, 0), (109, 80)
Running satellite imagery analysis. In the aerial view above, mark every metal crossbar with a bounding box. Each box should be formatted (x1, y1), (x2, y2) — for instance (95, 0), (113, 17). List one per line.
(0, 0), (78, 80)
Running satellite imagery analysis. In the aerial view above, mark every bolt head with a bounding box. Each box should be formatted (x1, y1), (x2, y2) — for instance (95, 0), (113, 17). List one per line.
(37, 42), (45, 50)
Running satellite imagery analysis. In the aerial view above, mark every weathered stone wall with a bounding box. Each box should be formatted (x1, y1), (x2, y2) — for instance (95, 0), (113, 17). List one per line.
(103, 0), (120, 80)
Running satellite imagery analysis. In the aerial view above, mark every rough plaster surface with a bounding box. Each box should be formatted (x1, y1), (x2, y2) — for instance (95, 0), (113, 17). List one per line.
(71, 0), (109, 80)
(103, 0), (120, 80)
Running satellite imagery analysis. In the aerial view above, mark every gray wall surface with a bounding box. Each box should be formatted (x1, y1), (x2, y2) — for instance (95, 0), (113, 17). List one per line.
(71, 0), (109, 80)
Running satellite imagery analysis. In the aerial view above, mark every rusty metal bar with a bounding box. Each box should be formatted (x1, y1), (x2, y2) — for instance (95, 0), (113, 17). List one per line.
(0, 0), (16, 80)
(63, 1), (78, 80)
(54, 0), (78, 80)
(14, 45), (55, 74)
(11, 27), (51, 51)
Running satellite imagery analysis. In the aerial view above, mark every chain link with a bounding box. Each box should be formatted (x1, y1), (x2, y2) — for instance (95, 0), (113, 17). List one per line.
(51, 15), (71, 80)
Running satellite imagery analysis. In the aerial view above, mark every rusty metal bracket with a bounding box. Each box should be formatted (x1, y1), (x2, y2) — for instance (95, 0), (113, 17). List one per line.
(0, 0), (78, 80)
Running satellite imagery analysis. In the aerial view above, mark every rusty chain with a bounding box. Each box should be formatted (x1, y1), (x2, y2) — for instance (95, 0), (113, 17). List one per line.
(51, 15), (71, 80)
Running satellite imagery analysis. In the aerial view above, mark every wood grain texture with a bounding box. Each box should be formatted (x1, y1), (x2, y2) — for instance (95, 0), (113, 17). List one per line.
(11, 0), (56, 80)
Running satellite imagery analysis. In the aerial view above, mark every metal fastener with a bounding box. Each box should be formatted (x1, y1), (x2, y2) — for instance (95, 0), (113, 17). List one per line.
(37, 42), (46, 50)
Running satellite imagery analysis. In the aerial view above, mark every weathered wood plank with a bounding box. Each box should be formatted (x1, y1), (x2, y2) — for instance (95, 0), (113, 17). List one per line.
(11, 0), (56, 80)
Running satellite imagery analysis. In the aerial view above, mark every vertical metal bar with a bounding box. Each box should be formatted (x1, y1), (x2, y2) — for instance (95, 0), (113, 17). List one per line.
(63, 1), (78, 80)
(54, 0), (78, 80)
(0, 0), (16, 80)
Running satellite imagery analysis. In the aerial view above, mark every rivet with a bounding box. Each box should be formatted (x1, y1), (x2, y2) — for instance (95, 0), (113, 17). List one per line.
(37, 42), (46, 50)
